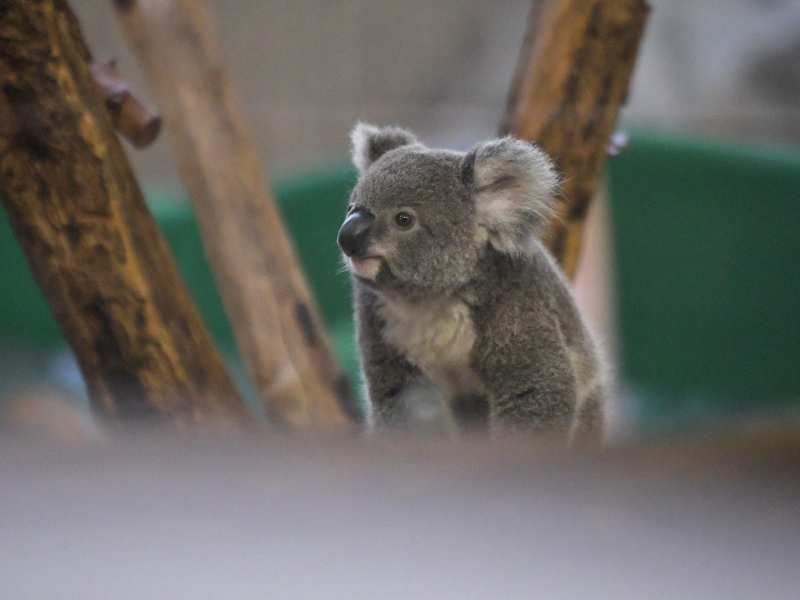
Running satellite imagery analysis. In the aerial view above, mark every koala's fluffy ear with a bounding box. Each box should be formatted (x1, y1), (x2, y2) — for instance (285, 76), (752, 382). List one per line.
(461, 137), (558, 255)
(351, 123), (418, 174)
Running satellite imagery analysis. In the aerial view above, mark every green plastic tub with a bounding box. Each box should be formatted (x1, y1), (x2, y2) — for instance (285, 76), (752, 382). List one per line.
(608, 131), (800, 428)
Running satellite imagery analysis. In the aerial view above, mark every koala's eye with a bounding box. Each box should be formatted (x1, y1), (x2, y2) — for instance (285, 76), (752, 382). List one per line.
(347, 203), (354, 213)
(393, 211), (415, 231)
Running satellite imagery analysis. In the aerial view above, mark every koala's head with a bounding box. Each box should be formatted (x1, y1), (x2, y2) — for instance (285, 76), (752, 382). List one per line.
(338, 123), (558, 301)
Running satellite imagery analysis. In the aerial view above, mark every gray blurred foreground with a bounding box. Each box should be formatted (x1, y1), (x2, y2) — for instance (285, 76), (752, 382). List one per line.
(1, 430), (798, 599)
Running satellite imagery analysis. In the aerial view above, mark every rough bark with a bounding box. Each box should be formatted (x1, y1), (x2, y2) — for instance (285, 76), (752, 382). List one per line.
(0, 0), (252, 429)
(112, 0), (358, 430)
(499, 0), (555, 137)
(502, 0), (649, 278)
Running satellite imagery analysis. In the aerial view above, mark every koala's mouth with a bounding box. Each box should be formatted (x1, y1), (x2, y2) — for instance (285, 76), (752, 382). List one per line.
(348, 255), (383, 280)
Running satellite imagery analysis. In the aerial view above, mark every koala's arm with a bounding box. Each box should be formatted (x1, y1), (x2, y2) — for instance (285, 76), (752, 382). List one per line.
(473, 302), (578, 435)
(354, 286), (422, 427)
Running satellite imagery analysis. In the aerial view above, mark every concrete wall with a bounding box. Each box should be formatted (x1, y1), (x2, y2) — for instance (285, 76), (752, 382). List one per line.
(72, 0), (800, 186)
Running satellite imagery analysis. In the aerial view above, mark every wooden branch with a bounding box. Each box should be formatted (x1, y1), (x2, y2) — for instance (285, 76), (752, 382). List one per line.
(89, 56), (161, 148)
(500, 0), (555, 137)
(0, 0), (252, 429)
(502, 0), (649, 278)
(112, 0), (358, 430)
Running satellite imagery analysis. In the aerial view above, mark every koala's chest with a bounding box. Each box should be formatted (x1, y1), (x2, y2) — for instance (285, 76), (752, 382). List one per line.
(378, 298), (478, 392)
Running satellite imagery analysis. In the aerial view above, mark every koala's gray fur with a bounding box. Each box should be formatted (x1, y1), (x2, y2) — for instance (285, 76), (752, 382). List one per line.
(339, 123), (605, 441)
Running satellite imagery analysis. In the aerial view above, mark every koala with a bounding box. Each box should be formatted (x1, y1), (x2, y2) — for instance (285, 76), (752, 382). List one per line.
(338, 123), (605, 441)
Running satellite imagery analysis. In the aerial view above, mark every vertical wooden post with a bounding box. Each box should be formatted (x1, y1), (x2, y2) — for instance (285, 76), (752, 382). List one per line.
(112, 0), (358, 429)
(502, 0), (649, 278)
(0, 0), (251, 428)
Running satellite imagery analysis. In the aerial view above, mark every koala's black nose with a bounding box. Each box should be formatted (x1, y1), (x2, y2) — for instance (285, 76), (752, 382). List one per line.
(338, 210), (375, 257)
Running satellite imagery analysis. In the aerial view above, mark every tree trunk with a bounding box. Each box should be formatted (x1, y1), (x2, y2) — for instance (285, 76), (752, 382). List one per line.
(0, 0), (251, 429)
(112, 0), (358, 430)
(500, 0), (555, 137)
(502, 0), (649, 278)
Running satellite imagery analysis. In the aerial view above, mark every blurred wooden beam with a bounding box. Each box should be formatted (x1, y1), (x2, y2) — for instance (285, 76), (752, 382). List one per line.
(112, 0), (359, 429)
(500, 0), (555, 137)
(0, 0), (252, 429)
(502, 0), (649, 278)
